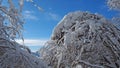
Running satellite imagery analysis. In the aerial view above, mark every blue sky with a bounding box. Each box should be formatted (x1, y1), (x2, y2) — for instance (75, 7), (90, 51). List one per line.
(17, 0), (118, 52)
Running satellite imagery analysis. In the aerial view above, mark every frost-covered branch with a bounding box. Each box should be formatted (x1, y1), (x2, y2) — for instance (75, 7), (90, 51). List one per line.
(0, 0), (48, 68)
(40, 11), (120, 68)
(26, 0), (43, 11)
(0, 0), (24, 40)
(107, 0), (120, 11)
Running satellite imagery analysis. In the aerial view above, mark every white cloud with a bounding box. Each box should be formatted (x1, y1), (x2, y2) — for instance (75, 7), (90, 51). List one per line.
(48, 12), (61, 21)
(23, 10), (38, 20)
(16, 39), (48, 46)
(24, 10), (32, 14)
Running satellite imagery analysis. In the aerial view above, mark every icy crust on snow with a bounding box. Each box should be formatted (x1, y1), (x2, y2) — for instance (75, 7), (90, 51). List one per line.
(40, 11), (120, 68)
(0, 38), (47, 68)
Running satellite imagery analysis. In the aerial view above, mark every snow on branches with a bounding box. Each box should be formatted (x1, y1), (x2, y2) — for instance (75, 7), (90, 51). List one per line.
(107, 0), (120, 11)
(0, 38), (47, 68)
(0, 0), (24, 40)
(0, 1), (48, 68)
(40, 11), (120, 68)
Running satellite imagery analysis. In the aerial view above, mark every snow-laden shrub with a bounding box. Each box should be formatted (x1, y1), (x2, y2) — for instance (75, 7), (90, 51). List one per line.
(40, 11), (120, 68)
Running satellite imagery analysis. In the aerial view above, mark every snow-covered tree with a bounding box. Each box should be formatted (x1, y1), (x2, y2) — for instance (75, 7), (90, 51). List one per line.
(107, 0), (120, 30)
(40, 11), (120, 68)
(107, 0), (120, 11)
(0, 38), (48, 68)
(0, 0), (47, 68)
(0, 0), (24, 40)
